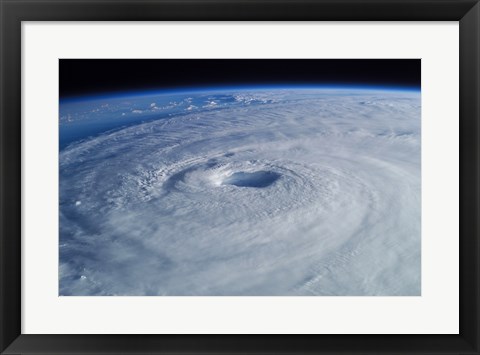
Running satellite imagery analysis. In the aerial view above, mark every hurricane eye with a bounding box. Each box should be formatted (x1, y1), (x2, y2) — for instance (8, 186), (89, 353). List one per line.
(222, 171), (281, 188)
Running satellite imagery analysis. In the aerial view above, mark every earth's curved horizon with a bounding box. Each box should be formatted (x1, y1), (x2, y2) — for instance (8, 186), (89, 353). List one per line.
(59, 86), (421, 296)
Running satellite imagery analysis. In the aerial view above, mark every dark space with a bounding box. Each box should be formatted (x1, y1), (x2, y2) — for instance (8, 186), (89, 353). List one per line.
(60, 59), (420, 99)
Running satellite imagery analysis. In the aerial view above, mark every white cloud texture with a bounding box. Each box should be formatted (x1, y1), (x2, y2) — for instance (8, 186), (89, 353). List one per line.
(59, 89), (421, 296)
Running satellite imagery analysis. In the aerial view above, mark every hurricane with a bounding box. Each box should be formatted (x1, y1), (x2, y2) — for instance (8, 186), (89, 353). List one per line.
(59, 87), (421, 296)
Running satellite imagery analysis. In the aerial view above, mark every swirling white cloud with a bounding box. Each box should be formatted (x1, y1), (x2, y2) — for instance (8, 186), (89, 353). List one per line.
(59, 88), (421, 296)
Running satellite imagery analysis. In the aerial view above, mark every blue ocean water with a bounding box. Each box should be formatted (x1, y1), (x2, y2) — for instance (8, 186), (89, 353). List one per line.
(60, 85), (419, 150)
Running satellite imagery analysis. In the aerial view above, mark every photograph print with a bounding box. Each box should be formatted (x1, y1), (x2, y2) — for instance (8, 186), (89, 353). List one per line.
(59, 59), (421, 296)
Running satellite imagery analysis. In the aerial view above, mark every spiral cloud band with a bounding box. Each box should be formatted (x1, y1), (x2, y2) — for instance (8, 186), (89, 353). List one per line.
(59, 88), (421, 296)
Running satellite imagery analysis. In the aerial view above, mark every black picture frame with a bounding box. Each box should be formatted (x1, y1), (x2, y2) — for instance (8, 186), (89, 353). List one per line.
(1, 0), (479, 354)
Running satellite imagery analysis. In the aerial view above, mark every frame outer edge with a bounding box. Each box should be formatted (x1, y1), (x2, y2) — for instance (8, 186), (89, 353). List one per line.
(1, 0), (479, 354)
(0, 0), (4, 353)
(460, 2), (480, 353)
(0, 0), (22, 354)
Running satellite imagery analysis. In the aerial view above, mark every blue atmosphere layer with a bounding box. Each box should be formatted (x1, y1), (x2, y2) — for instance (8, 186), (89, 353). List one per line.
(60, 84), (420, 103)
